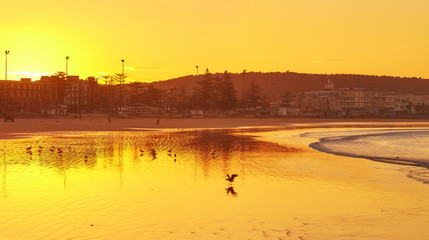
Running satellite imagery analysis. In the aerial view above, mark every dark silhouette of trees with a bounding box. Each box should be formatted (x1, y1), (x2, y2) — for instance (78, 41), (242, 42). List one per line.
(195, 69), (216, 111)
(245, 81), (262, 109)
(218, 71), (237, 111)
(281, 92), (294, 107)
(112, 73), (128, 84)
(130, 85), (165, 107)
(193, 69), (238, 113)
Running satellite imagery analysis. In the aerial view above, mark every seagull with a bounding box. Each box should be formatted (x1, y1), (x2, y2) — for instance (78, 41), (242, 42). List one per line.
(167, 149), (172, 153)
(226, 174), (238, 182)
(26, 146), (32, 151)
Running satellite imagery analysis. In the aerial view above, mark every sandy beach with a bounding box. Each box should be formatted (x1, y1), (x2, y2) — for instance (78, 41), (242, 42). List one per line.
(1, 116), (429, 239)
(1, 115), (429, 139)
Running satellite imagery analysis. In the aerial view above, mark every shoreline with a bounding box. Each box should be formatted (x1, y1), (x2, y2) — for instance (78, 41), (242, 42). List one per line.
(1, 115), (429, 140)
(2, 117), (429, 239)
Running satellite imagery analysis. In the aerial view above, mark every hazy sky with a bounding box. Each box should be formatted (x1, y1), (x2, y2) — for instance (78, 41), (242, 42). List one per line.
(1, 0), (428, 82)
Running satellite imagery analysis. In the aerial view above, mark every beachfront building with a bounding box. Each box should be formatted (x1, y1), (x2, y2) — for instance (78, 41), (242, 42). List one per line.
(337, 88), (395, 116)
(395, 93), (429, 115)
(0, 78), (51, 114)
(298, 80), (396, 117)
(0, 75), (102, 116)
(63, 76), (99, 114)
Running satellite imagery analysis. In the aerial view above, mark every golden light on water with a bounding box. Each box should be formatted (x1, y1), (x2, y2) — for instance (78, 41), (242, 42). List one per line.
(1, 129), (429, 239)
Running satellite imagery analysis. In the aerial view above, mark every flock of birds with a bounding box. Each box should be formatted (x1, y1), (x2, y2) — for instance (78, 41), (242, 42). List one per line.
(25, 144), (238, 195)
(25, 145), (89, 161)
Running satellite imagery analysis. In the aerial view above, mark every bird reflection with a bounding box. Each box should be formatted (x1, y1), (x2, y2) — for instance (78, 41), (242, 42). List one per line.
(151, 149), (157, 159)
(225, 187), (238, 197)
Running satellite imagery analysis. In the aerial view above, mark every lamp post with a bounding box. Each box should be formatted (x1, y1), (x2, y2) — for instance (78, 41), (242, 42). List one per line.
(196, 65), (199, 75)
(5, 50), (10, 81)
(242, 69), (246, 115)
(120, 59), (124, 107)
(65, 56), (69, 76)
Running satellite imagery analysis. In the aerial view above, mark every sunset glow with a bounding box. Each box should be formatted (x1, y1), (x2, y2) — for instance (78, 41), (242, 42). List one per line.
(1, 0), (428, 82)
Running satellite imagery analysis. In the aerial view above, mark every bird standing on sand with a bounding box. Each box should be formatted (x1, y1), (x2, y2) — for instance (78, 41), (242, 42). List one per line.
(226, 174), (238, 182)
(151, 149), (157, 159)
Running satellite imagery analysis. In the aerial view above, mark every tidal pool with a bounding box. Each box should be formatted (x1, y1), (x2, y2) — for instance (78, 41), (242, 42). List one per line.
(1, 128), (429, 240)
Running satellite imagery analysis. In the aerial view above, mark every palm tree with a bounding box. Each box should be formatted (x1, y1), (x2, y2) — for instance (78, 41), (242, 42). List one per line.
(112, 73), (128, 108)
(100, 75), (112, 85)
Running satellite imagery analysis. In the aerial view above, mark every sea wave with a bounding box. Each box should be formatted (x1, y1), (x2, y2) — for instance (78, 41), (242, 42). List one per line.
(307, 129), (429, 184)
(308, 129), (429, 167)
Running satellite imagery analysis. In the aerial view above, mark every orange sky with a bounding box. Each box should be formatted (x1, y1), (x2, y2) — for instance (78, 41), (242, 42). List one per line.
(1, 0), (428, 82)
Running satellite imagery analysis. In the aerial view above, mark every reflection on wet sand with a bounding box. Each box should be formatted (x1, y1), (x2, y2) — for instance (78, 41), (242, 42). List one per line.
(4, 128), (428, 240)
(0, 130), (298, 196)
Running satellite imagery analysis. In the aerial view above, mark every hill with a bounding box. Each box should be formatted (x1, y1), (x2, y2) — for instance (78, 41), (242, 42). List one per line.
(149, 72), (429, 100)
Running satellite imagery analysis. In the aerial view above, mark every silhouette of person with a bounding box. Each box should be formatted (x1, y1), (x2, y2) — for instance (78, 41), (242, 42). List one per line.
(156, 118), (160, 125)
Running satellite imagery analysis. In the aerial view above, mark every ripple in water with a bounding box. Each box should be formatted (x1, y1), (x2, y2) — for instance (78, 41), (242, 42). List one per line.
(0, 130), (300, 239)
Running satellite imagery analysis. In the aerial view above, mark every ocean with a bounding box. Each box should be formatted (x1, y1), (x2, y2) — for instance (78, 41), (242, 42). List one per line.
(307, 129), (429, 166)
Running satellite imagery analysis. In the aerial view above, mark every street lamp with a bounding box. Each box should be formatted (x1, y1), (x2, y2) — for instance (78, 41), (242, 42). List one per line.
(121, 59), (125, 107)
(5, 50), (10, 80)
(242, 69), (246, 115)
(66, 56), (70, 76)
(196, 65), (199, 75)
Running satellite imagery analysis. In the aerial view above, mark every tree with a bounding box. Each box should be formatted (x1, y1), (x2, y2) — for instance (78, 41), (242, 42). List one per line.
(54, 71), (67, 79)
(245, 81), (262, 109)
(195, 69), (216, 112)
(130, 85), (165, 107)
(100, 75), (113, 85)
(112, 73), (128, 84)
(281, 92), (294, 108)
(112, 73), (128, 107)
(218, 71), (237, 111)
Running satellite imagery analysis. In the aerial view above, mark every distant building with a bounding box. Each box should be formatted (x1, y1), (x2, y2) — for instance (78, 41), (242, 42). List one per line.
(299, 80), (396, 117)
(0, 78), (51, 113)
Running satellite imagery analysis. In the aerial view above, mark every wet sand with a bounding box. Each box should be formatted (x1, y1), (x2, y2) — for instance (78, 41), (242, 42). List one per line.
(1, 117), (429, 239)
(1, 115), (429, 139)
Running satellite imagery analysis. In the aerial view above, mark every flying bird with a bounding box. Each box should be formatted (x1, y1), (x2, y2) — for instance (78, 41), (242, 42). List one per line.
(226, 174), (238, 182)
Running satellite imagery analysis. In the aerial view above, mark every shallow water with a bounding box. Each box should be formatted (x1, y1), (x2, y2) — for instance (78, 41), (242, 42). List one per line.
(1, 128), (429, 239)
(306, 129), (429, 163)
